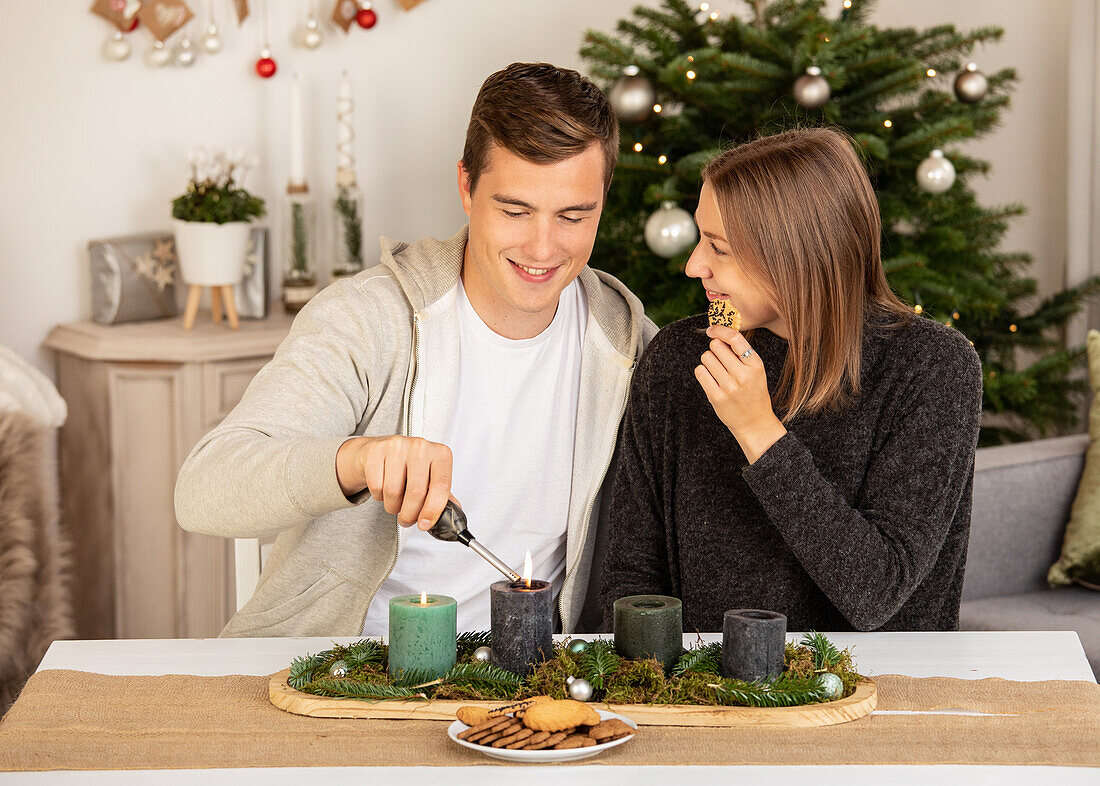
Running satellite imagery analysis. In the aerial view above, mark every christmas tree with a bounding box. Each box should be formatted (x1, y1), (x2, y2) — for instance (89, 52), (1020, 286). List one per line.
(581, 0), (1100, 445)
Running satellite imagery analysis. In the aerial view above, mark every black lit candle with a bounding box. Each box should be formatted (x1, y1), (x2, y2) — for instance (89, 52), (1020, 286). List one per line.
(490, 551), (553, 675)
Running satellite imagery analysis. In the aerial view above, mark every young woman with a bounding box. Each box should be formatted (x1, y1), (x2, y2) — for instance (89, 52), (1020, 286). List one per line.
(600, 127), (983, 632)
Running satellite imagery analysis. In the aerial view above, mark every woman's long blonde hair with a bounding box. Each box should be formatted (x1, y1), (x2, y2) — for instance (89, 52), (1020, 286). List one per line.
(703, 126), (913, 422)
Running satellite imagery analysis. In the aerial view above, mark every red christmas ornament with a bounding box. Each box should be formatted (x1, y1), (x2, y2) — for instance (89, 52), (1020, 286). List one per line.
(356, 7), (377, 28)
(124, 16), (139, 32)
(255, 52), (277, 78)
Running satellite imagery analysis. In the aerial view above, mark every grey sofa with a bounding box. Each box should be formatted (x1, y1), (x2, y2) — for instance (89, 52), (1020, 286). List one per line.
(962, 433), (1099, 678)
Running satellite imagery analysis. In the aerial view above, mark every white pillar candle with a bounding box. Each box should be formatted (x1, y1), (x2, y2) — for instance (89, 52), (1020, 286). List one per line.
(289, 73), (306, 188)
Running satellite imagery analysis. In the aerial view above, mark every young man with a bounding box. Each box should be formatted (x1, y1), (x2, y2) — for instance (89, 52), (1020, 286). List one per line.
(174, 62), (656, 637)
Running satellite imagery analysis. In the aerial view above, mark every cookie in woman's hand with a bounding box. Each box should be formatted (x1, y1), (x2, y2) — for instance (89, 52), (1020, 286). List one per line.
(707, 299), (741, 330)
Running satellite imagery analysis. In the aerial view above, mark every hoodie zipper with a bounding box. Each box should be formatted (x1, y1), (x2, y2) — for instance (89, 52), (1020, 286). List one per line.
(359, 312), (421, 634)
(558, 365), (634, 632)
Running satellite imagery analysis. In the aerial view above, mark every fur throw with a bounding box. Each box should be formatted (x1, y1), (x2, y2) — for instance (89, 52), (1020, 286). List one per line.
(0, 410), (73, 715)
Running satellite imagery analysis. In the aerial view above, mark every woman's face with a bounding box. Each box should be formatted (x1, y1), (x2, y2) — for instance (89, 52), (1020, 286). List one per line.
(686, 181), (788, 339)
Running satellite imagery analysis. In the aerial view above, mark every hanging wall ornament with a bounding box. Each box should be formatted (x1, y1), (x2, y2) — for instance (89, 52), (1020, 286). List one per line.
(298, 2), (324, 49)
(144, 38), (171, 67)
(608, 65), (656, 123)
(91, 0), (142, 32)
(793, 65), (830, 109)
(176, 24), (196, 66)
(234, 0), (250, 23)
(645, 200), (698, 258)
(137, 0), (194, 42)
(953, 62), (988, 104)
(332, 0), (358, 32)
(916, 149), (956, 194)
(356, 1), (378, 29)
(202, 0), (222, 53)
(102, 30), (132, 61)
(254, 0), (276, 78)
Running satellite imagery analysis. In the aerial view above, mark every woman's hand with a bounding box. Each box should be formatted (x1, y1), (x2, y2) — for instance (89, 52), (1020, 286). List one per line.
(694, 325), (787, 464)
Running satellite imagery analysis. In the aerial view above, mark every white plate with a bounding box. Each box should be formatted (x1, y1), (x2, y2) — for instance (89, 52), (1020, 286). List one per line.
(448, 708), (638, 763)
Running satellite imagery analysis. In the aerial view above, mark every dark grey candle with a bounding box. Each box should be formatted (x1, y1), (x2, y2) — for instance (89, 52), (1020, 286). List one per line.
(721, 609), (787, 682)
(613, 594), (683, 671)
(490, 579), (554, 675)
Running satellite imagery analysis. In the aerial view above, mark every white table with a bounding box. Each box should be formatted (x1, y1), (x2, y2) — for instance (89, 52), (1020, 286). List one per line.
(7, 631), (1097, 785)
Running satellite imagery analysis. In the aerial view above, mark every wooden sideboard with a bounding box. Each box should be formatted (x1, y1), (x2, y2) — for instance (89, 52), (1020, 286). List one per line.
(45, 313), (294, 639)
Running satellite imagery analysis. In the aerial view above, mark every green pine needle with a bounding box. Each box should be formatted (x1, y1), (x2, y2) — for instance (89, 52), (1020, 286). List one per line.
(672, 643), (722, 676)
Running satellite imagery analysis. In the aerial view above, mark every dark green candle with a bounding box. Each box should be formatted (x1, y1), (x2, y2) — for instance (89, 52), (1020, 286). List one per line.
(387, 593), (457, 680)
(613, 594), (683, 671)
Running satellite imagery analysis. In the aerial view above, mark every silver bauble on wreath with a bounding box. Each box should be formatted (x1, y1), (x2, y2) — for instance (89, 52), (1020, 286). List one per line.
(953, 62), (988, 104)
(300, 17), (323, 49)
(202, 23), (223, 54)
(645, 201), (698, 258)
(609, 65), (657, 123)
(793, 65), (831, 109)
(329, 659), (349, 678)
(566, 675), (593, 702)
(916, 149), (956, 194)
(144, 40), (172, 68)
(817, 672), (843, 700)
(473, 646), (493, 663)
(176, 34), (196, 68)
(567, 638), (589, 655)
(102, 31), (132, 62)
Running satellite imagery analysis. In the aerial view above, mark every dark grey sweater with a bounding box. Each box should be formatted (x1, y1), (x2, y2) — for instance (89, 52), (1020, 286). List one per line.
(600, 312), (983, 632)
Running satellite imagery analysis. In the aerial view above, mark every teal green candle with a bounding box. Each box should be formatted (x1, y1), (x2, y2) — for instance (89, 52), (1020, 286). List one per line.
(387, 593), (457, 680)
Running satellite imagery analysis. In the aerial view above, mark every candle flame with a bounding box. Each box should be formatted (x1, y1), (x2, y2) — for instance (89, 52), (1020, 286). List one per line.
(522, 550), (533, 588)
(420, 591), (427, 605)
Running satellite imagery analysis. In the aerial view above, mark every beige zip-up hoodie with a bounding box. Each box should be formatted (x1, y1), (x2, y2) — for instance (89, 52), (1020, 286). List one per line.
(175, 226), (656, 636)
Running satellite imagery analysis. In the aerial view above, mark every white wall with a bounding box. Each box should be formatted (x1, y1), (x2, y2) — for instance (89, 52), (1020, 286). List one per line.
(0, 0), (1079, 380)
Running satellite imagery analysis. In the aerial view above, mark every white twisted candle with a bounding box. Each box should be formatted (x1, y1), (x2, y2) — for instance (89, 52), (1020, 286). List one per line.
(336, 70), (357, 188)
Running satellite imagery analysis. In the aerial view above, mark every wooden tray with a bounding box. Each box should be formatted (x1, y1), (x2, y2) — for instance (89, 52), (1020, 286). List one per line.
(268, 668), (877, 727)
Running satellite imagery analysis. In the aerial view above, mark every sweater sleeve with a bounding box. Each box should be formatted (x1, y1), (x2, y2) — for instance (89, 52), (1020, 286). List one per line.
(174, 279), (389, 539)
(741, 330), (983, 630)
(599, 343), (676, 624)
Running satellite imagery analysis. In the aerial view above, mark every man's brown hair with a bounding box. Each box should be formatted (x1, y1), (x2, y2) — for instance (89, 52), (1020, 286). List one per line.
(462, 62), (619, 194)
(703, 126), (913, 422)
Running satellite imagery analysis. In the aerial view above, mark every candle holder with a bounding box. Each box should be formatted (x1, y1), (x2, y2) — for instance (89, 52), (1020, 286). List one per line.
(387, 593), (457, 681)
(612, 594), (682, 672)
(490, 579), (553, 675)
(331, 184), (363, 280)
(281, 185), (318, 313)
(721, 609), (787, 682)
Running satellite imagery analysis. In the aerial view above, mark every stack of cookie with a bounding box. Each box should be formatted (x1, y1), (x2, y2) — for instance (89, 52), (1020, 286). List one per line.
(455, 697), (635, 751)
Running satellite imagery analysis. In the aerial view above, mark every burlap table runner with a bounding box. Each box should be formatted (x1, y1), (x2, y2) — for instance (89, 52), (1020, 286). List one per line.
(1, 670), (1098, 770)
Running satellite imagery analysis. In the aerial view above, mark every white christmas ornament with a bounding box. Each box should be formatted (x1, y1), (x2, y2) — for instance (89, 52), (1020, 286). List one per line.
(202, 22), (222, 53)
(609, 65), (656, 123)
(102, 31), (132, 62)
(144, 40), (171, 68)
(645, 201), (698, 258)
(793, 66), (830, 109)
(176, 33), (195, 67)
(300, 17), (323, 49)
(953, 62), (988, 104)
(916, 149), (956, 194)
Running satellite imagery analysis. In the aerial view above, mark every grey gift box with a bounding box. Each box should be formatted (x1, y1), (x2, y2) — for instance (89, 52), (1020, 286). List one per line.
(90, 228), (269, 325)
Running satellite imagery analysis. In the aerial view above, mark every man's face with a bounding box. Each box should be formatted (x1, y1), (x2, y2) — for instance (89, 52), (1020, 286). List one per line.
(458, 142), (606, 339)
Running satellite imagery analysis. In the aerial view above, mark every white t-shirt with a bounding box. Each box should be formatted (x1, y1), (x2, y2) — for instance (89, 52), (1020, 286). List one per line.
(361, 278), (586, 636)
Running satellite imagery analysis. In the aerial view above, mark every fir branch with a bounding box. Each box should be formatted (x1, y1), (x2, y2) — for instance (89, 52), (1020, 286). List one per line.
(710, 674), (830, 707)
(305, 677), (423, 700)
(456, 630), (492, 658)
(444, 662), (525, 689)
(288, 653), (326, 689)
(672, 642), (722, 676)
(290, 201), (309, 274)
(800, 631), (842, 670)
(581, 641), (621, 690)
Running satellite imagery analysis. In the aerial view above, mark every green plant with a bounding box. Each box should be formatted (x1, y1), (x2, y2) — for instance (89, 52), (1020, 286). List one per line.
(334, 187), (363, 270)
(171, 148), (266, 225)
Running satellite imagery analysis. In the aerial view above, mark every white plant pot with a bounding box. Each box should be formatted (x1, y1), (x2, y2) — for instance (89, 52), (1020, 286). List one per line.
(172, 218), (252, 287)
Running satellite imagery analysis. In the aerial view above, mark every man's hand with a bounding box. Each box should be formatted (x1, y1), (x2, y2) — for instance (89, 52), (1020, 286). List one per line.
(695, 325), (787, 464)
(336, 436), (455, 530)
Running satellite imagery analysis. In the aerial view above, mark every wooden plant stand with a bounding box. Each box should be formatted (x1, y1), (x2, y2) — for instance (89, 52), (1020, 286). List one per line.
(183, 284), (239, 330)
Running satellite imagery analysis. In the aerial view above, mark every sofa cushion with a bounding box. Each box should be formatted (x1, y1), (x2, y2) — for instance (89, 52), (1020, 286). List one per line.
(960, 588), (1099, 679)
(1049, 329), (1100, 589)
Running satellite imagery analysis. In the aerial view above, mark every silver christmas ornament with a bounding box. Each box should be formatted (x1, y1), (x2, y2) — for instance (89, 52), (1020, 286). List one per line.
(144, 40), (171, 68)
(300, 17), (323, 49)
(609, 65), (657, 123)
(916, 149), (956, 194)
(817, 672), (843, 700)
(176, 35), (195, 67)
(202, 23), (223, 54)
(566, 675), (593, 702)
(102, 31), (131, 62)
(953, 62), (988, 104)
(793, 65), (831, 109)
(329, 659), (348, 678)
(473, 646), (493, 663)
(567, 638), (589, 655)
(644, 201), (698, 258)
